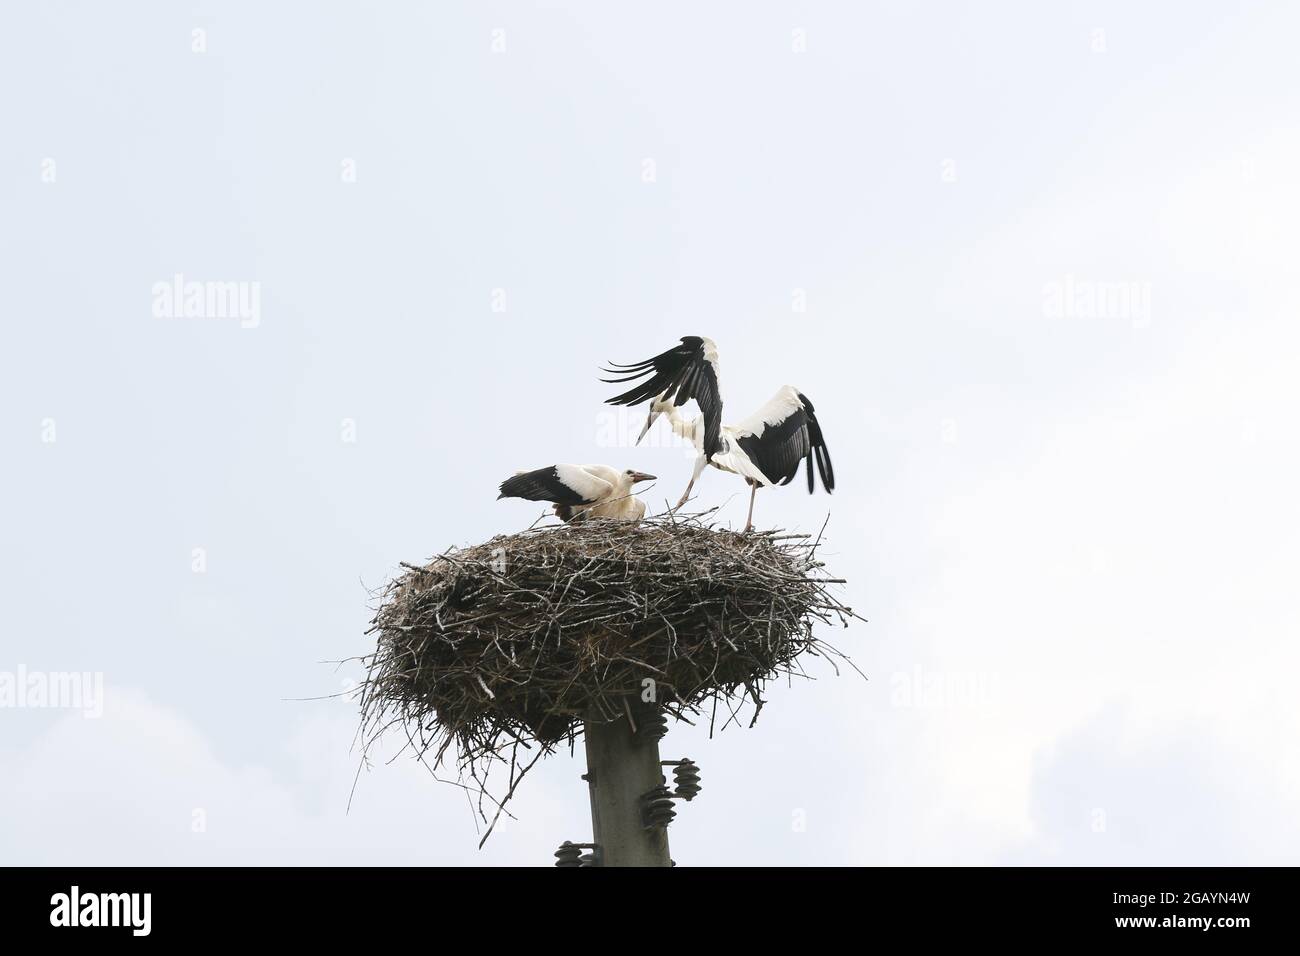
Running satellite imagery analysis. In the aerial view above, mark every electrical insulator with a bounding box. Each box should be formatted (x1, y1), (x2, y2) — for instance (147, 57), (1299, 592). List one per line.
(554, 841), (584, 867)
(637, 708), (668, 741)
(672, 759), (702, 801)
(640, 784), (677, 830)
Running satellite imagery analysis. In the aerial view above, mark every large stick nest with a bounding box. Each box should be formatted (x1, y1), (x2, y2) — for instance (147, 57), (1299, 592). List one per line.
(357, 510), (861, 831)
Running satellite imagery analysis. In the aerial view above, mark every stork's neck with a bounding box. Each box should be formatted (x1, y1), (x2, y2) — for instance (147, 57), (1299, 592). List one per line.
(674, 415), (701, 445)
(670, 408), (702, 450)
(655, 402), (697, 441)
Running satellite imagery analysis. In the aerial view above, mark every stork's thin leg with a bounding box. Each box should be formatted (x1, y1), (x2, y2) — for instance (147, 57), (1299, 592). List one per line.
(673, 454), (710, 511)
(743, 482), (757, 533)
(674, 479), (695, 510)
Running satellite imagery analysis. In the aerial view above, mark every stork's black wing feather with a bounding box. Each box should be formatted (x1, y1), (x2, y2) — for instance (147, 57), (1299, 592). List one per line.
(736, 392), (834, 494)
(497, 466), (591, 505)
(737, 408), (811, 487)
(601, 335), (723, 459)
(798, 392), (834, 494)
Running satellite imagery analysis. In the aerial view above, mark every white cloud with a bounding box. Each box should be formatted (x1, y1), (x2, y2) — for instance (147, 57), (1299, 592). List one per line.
(870, 317), (1300, 864)
(0, 687), (587, 865)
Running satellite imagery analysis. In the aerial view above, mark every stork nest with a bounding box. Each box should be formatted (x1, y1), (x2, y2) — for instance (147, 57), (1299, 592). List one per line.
(356, 509), (862, 837)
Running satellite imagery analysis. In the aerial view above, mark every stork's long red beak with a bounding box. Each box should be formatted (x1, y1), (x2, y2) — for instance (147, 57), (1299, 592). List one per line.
(630, 472), (657, 483)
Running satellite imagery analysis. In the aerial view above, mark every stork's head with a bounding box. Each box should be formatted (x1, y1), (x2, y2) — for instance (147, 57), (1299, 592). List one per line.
(622, 469), (656, 489)
(637, 398), (678, 445)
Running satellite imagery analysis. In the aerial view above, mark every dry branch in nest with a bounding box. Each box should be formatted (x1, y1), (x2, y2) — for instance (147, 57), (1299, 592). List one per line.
(356, 509), (863, 838)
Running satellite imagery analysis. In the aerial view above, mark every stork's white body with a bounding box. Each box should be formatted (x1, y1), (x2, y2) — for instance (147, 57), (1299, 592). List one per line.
(498, 463), (652, 523)
(652, 392), (793, 529)
(556, 464), (649, 521)
(655, 400), (775, 488)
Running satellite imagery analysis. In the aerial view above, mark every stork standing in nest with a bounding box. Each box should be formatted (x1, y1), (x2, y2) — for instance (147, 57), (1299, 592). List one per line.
(498, 464), (656, 523)
(602, 336), (834, 532)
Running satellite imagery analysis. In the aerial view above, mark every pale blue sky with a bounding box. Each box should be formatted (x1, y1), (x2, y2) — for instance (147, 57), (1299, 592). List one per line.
(2, 2), (1298, 864)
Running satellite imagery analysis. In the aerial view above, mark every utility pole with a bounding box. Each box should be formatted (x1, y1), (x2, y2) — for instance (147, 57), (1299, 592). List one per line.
(583, 710), (671, 867)
(555, 704), (701, 867)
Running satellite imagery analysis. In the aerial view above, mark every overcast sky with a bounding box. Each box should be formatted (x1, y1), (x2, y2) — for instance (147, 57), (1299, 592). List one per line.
(2, 1), (1298, 865)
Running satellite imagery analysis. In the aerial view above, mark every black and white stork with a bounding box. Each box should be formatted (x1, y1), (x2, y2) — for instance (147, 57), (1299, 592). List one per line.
(601, 336), (833, 532)
(498, 464), (656, 522)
